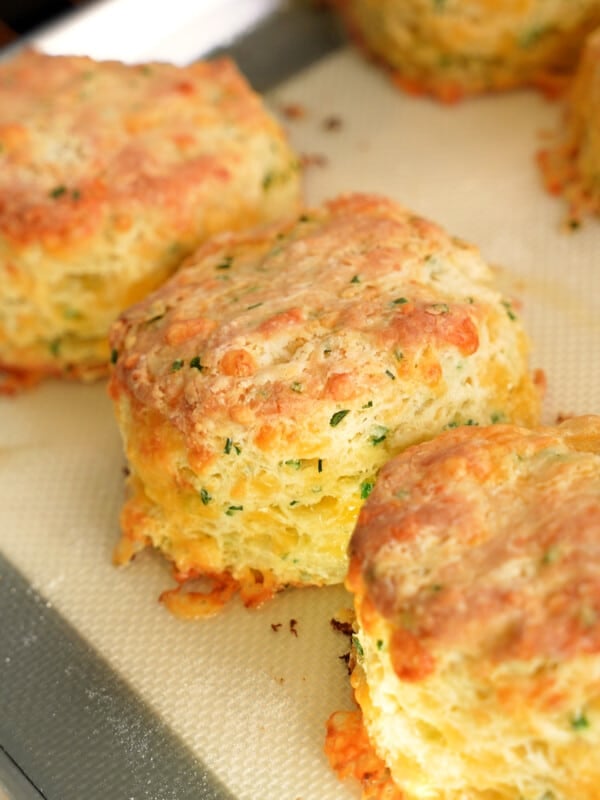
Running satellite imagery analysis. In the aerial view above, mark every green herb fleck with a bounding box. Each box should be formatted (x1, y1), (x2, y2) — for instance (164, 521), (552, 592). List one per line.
(350, 275), (361, 284)
(225, 505), (243, 516)
(370, 425), (388, 446)
(362, 400), (373, 409)
(395, 489), (410, 500)
(491, 412), (505, 424)
(200, 488), (212, 505)
(262, 172), (274, 190)
(330, 409), (350, 427)
(189, 356), (204, 371)
(284, 459), (302, 470)
(571, 712), (590, 731)
(71, 189), (81, 201)
(519, 25), (548, 48)
(216, 256), (233, 270)
(541, 545), (560, 565)
(246, 302), (263, 310)
(290, 381), (303, 393)
(569, 218), (581, 231)
(394, 350), (404, 361)
(317, 459), (323, 473)
(224, 438), (242, 455)
(502, 300), (517, 321)
(352, 635), (364, 658)
(49, 185), (67, 199)
(290, 500), (300, 506)
(145, 312), (165, 325)
(171, 359), (184, 372)
(428, 302), (449, 314)
(392, 297), (408, 306)
(360, 480), (374, 500)
(376, 639), (384, 651)
(110, 348), (118, 365)
(49, 338), (61, 356)
(431, 583), (443, 592)
(385, 369), (396, 380)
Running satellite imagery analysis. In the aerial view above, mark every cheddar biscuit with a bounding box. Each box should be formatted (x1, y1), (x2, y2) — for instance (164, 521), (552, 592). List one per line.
(108, 193), (540, 616)
(328, 416), (600, 799)
(538, 26), (600, 223)
(0, 49), (301, 388)
(334, 0), (600, 101)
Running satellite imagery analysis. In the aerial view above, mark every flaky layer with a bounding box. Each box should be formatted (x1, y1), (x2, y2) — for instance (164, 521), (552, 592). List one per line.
(109, 193), (540, 613)
(334, 0), (600, 101)
(0, 49), (301, 381)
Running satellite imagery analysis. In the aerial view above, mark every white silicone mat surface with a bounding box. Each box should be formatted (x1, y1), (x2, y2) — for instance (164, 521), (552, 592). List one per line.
(1, 4), (599, 799)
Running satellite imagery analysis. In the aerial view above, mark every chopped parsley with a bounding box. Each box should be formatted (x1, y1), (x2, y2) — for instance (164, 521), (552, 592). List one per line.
(216, 256), (233, 270)
(330, 409), (350, 427)
(571, 712), (590, 731)
(350, 275), (361, 284)
(317, 459), (323, 473)
(502, 300), (517, 321)
(360, 480), (374, 500)
(352, 635), (364, 658)
(246, 302), (263, 311)
(370, 425), (388, 445)
(376, 639), (384, 651)
(262, 172), (274, 190)
(362, 400), (373, 409)
(49, 338), (61, 356)
(171, 359), (184, 372)
(385, 369), (396, 380)
(110, 348), (119, 365)
(224, 438), (241, 455)
(289, 500), (300, 506)
(392, 297), (408, 305)
(290, 381), (303, 393)
(189, 356), (204, 371)
(284, 459), (302, 470)
(199, 488), (212, 505)
(225, 505), (243, 516)
(49, 185), (67, 199)
(394, 349), (404, 361)
(428, 302), (449, 314)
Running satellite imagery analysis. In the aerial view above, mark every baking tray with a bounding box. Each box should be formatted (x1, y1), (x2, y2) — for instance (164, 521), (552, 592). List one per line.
(1, 2), (599, 798)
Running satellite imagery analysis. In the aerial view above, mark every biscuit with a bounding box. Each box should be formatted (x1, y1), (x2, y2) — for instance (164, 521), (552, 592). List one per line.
(327, 416), (600, 799)
(108, 193), (540, 617)
(0, 49), (301, 389)
(333, 0), (600, 101)
(538, 27), (600, 224)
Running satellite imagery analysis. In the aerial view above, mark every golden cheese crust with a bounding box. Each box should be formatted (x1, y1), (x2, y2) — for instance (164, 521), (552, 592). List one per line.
(0, 49), (301, 388)
(343, 415), (600, 799)
(109, 192), (540, 616)
(334, 0), (600, 101)
(538, 26), (600, 223)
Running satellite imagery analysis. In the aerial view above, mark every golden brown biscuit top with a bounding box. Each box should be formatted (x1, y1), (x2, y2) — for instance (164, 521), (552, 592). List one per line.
(109, 193), (506, 443)
(0, 49), (286, 247)
(349, 416), (600, 666)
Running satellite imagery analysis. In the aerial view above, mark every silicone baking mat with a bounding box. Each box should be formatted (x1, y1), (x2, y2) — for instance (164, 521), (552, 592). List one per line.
(1, 2), (599, 799)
